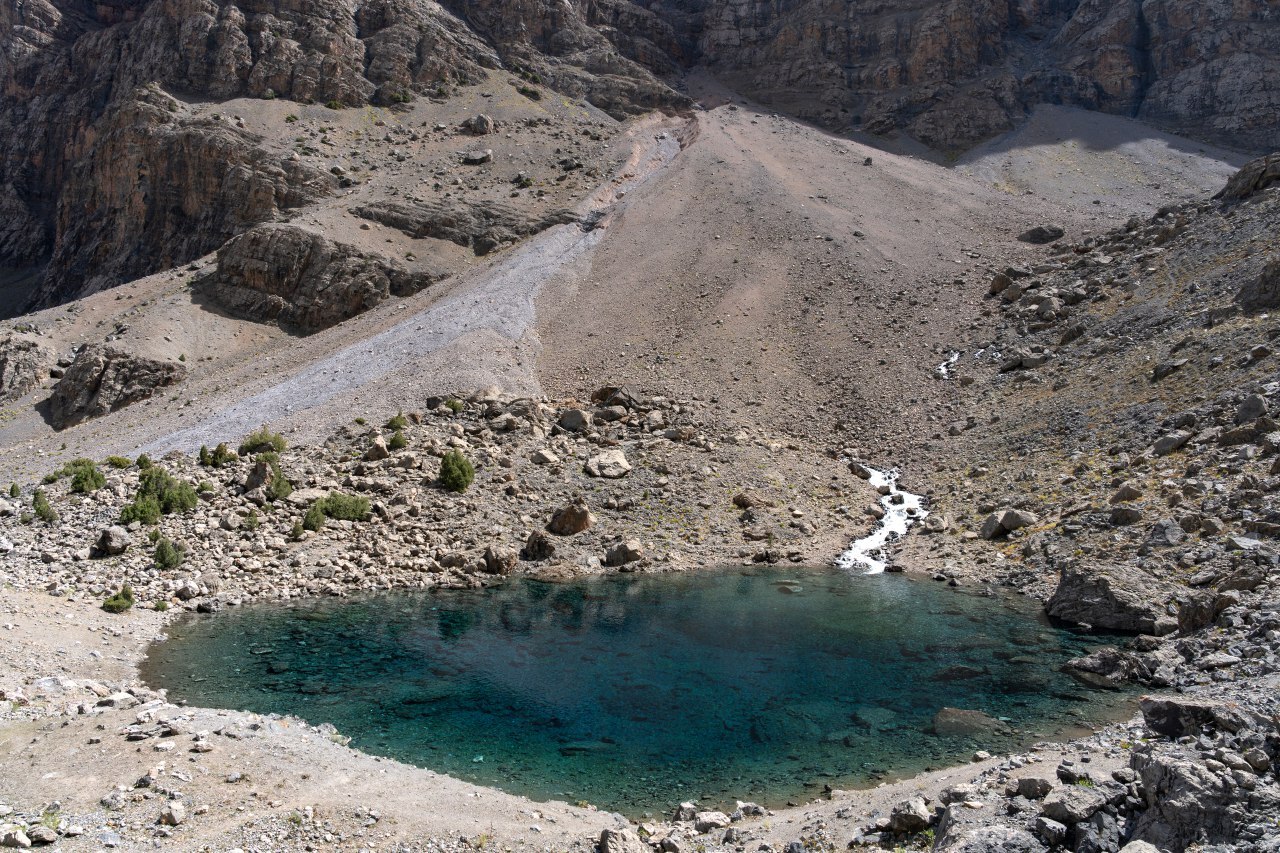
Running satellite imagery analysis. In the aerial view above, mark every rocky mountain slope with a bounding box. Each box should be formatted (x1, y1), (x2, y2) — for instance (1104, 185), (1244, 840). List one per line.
(3, 0), (1277, 315)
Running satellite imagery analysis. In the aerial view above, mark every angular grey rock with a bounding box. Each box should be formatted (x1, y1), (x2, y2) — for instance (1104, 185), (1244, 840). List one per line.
(693, 812), (731, 834)
(888, 797), (931, 833)
(49, 344), (186, 429)
(95, 526), (132, 556)
(461, 114), (497, 135)
(1139, 695), (1269, 738)
(604, 538), (645, 567)
(979, 508), (1038, 540)
(558, 409), (592, 432)
(1046, 565), (1180, 635)
(0, 333), (55, 402)
(520, 531), (556, 561)
(599, 828), (648, 853)
(1130, 750), (1234, 849)
(1016, 777), (1054, 800)
(482, 545), (518, 575)
(1019, 225), (1065, 245)
(1218, 153), (1280, 200)
(584, 449), (632, 479)
(1040, 786), (1106, 825)
(1151, 431), (1191, 456)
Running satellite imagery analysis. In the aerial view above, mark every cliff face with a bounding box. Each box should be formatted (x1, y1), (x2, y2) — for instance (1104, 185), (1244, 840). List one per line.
(1, 0), (1277, 315)
(679, 0), (1280, 151)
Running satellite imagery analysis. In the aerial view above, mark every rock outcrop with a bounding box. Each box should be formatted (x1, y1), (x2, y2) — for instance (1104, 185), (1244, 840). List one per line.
(0, 333), (55, 402)
(48, 344), (186, 429)
(352, 200), (580, 256)
(198, 224), (449, 333)
(1046, 564), (1181, 635)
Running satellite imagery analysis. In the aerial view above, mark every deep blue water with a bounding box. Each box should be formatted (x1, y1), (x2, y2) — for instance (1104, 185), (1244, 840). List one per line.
(140, 568), (1132, 815)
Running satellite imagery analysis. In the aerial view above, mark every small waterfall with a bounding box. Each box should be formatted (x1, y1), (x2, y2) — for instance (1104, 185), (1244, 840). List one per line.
(935, 351), (961, 379)
(836, 467), (928, 574)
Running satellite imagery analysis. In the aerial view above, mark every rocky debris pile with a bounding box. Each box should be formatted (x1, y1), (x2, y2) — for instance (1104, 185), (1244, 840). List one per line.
(197, 223), (450, 333)
(353, 198), (580, 256)
(1, 386), (863, 609)
(0, 332), (55, 402)
(48, 344), (186, 429)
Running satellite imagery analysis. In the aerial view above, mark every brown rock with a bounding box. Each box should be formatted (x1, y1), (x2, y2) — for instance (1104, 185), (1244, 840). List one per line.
(49, 344), (186, 429)
(548, 498), (594, 536)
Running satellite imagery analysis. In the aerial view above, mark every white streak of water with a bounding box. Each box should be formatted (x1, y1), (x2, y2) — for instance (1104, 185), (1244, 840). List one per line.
(836, 467), (928, 575)
(935, 351), (961, 379)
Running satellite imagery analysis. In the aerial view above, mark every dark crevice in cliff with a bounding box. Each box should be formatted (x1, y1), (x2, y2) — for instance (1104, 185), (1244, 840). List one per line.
(1131, 1), (1158, 119)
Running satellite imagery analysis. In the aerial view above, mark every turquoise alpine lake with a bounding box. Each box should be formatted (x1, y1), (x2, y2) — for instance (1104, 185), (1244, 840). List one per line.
(140, 568), (1134, 815)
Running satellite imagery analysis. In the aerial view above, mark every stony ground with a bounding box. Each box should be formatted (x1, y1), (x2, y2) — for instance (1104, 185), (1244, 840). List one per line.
(2, 80), (1280, 853)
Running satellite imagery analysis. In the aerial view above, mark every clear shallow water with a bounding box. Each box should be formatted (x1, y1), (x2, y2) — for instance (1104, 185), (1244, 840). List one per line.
(141, 569), (1132, 816)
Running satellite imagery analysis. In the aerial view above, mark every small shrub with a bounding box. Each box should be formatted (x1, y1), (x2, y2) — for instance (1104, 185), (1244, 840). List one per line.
(148, 528), (161, 543)
(516, 85), (542, 101)
(198, 442), (238, 467)
(154, 601), (169, 612)
(256, 452), (293, 502)
(105, 456), (132, 469)
(445, 398), (464, 414)
(303, 502), (326, 532)
(178, 353), (186, 362)
(386, 411), (408, 430)
(438, 450), (474, 493)
(198, 480), (213, 493)
(120, 466), (196, 523)
(154, 538), (185, 570)
(136, 454), (152, 470)
(70, 463), (105, 494)
(290, 520), (305, 540)
(325, 99), (344, 110)
(19, 512), (32, 524)
(33, 489), (57, 523)
(285, 113), (299, 123)
(120, 494), (161, 525)
(388, 429), (407, 451)
(245, 510), (260, 531)
(102, 585), (135, 614)
(262, 88), (276, 100)
(319, 492), (370, 521)
(41, 472), (58, 484)
(8, 483), (17, 498)
(239, 426), (286, 456)
(354, 417), (366, 426)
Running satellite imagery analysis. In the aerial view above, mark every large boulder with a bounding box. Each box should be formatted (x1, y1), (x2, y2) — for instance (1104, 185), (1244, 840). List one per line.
(548, 498), (594, 536)
(1237, 258), (1280, 314)
(598, 828), (647, 853)
(1139, 695), (1270, 738)
(1046, 565), (1180, 635)
(0, 333), (55, 402)
(1218, 153), (1280, 200)
(979, 508), (1038, 540)
(1129, 749), (1235, 850)
(584, 449), (631, 479)
(198, 224), (446, 333)
(49, 344), (186, 428)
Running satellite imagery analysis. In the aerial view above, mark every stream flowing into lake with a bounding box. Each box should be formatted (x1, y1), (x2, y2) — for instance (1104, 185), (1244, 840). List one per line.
(142, 568), (1133, 816)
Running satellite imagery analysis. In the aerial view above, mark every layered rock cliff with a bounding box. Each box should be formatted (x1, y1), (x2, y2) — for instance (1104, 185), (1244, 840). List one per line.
(1, 0), (1277, 317)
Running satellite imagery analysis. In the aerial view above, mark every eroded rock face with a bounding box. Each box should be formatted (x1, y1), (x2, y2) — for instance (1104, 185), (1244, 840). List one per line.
(0, 333), (55, 402)
(49, 344), (186, 429)
(0, 0), (670, 313)
(677, 0), (1280, 151)
(198, 224), (448, 333)
(1046, 564), (1181, 635)
(352, 199), (579, 256)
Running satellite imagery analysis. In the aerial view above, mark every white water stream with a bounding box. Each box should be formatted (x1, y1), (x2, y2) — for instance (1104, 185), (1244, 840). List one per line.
(836, 467), (929, 575)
